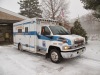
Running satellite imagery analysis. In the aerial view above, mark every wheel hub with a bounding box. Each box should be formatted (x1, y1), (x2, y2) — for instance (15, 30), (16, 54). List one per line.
(51, 51), (58, 61)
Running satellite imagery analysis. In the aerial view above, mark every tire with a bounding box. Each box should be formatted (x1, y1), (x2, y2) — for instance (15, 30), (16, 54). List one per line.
(18, 44), (22, 50)
(50, 49), (62, 63)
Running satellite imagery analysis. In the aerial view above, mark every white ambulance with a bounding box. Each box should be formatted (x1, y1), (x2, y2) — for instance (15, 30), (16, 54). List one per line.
(13, 18), (86, 63)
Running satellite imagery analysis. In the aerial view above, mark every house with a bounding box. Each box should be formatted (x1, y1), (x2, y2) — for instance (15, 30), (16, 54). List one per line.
(0, 7), (29, 44)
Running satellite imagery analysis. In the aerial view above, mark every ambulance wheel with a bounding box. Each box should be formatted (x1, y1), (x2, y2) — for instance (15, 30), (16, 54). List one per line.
(18, 44), (22, 50)
(50, 49), (62, 63)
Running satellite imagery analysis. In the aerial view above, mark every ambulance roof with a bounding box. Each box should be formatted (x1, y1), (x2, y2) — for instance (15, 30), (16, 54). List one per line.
(13, 18), (58, 26)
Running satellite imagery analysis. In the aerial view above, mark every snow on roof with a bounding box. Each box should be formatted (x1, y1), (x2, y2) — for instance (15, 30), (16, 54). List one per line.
(0, 7), (29, 20)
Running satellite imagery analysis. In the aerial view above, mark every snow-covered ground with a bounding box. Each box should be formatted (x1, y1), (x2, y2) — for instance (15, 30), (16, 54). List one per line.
(0, 40), (100, 75)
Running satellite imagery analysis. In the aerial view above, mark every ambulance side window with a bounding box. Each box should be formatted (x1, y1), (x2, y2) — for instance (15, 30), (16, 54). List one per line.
(25, 27), (28, 33)
(18, 29), (22, 33)
(41, 26), (50, 35)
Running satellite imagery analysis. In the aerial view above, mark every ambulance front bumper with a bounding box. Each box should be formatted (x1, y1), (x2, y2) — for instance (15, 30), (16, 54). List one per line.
(61, 47), (86, 59)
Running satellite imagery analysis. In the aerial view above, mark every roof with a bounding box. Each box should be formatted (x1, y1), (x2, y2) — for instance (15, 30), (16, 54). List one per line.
(14, 18), (58, 26)
(0, 7), (29, 21)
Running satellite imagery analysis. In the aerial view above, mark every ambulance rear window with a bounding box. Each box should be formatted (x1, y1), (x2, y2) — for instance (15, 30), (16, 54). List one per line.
(25, 27), (28, 33)
(18, 29), (22, 33)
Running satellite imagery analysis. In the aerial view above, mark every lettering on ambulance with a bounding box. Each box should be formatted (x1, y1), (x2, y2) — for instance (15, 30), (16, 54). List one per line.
(42, 41), (46, 47)
(16, 26), (24, 30)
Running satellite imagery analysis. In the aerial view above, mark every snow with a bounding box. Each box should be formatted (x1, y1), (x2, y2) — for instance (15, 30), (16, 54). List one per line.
(0, 40), (100, 75)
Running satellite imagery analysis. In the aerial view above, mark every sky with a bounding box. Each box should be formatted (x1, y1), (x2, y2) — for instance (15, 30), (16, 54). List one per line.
(0, 0), (90, 19)
(69, 0), (89, 19)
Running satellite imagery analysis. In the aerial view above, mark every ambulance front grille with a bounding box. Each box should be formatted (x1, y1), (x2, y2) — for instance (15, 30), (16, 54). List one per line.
(74, 40), (84, 45)
(70, 40), (84, 49)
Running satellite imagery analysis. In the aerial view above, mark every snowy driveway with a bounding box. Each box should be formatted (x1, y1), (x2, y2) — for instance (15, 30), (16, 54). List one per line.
(0, 40), (100, 75)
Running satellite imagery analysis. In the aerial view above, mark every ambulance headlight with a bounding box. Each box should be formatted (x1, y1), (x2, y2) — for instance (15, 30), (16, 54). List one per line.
(63, 46), (69, 50)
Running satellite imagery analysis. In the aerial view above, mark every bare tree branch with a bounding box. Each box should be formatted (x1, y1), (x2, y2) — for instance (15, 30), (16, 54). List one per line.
(41, 0), (69, 20)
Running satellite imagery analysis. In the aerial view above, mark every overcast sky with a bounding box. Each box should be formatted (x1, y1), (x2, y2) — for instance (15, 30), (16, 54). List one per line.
(0, 0), (89, 19)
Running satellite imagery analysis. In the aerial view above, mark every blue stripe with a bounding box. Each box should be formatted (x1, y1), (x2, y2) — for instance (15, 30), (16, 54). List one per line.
(13, 31), (37, 35)
(37, 46), (47, 51)
(14, 21), (36, 27)
(28, 45), (35, 48)
(13, 31), (71, 45)
(23, 21), (35, 25)
(14, 43), (35, 48)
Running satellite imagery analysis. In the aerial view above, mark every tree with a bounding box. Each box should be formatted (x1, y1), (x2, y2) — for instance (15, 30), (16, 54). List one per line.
(71, 19), (88, 42)
(80, 0), (100, 21)
(59, 20), (71, 31)
(41, 0), (69, 20)
(18, 0), (42, 18)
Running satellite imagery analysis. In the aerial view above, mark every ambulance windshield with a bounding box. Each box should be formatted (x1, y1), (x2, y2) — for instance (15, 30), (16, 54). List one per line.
(49, 26), (70, 35)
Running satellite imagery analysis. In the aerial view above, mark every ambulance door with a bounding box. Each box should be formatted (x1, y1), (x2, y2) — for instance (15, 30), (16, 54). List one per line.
(38, 26), (51, 51)
(29, 22), (36, 53)
(23, 25), (30, 51)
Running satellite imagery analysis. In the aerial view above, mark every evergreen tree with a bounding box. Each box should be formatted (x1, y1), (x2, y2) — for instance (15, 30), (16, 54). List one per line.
(18, 0), (42, 18)
(80, 0), (100, 19)
(71, 20), (88, 42)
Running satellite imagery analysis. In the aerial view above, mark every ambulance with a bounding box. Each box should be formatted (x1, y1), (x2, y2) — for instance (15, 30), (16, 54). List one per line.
(13, 18), (86, 63)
